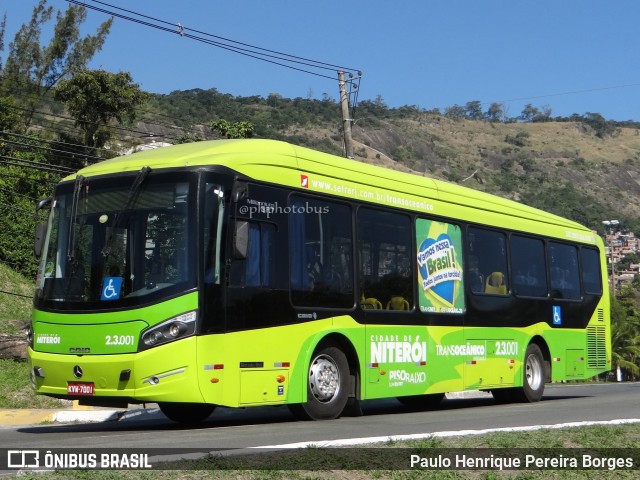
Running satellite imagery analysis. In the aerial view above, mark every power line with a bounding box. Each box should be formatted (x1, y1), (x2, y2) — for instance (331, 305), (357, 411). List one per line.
(0, 155), (75, 175)
(66, 0), (362, 82)
(0, 135), (104, 164)
(498, 82), (640, 105)
(5, 102), (164, 139)
(10, 89), (204, 141)
(0, 185), (41, 202)
(0, 131), (105, 160)
(0, 288), (33, 300)
(0, 171), (59, 186)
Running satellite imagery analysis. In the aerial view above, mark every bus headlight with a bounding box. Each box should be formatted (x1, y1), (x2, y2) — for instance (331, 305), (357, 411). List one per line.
(139, 311), (197, 350)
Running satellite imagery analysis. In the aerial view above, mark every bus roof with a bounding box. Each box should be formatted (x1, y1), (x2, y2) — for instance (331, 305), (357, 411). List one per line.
(67, 139), (593, 239)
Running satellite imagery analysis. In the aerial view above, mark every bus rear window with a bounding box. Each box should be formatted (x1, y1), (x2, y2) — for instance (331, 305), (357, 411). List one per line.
(549, 242), (581, 300)
(581, 247), (603, 295)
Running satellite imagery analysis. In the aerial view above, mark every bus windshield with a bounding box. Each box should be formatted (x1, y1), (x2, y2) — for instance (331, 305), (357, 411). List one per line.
(35, 171), (199, 310)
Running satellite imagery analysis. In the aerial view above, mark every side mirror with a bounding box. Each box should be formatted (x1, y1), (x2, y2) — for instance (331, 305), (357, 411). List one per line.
(34, 197), (52, 259)
(232, 182), (248, 203)
(34, 223), (47, 258)
(233, 221), (249, 259)
(36, 197), (52, 211)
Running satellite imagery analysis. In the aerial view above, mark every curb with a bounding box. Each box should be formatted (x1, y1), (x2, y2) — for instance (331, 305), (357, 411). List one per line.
(0, 409), (56, 427)
(445, 390), (493, 399)
(0, 404), (162, 427)
(0, 408), (127, 427)
(1, 391), (491, 427)
(51, 409), (124, 423)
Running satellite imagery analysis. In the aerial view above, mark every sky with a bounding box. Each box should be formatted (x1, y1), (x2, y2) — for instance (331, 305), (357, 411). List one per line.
(2, 0), (640, 121)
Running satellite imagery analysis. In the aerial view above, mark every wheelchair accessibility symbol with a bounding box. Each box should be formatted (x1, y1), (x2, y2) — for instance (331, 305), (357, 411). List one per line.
(101, 277), (123, 301)
(552, 306), (562, 325)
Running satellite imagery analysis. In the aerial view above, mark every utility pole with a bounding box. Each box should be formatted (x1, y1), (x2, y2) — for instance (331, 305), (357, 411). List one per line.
(338, 71), (354, 159)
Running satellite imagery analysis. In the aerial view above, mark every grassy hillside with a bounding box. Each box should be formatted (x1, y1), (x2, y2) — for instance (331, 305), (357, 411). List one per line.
(350, 116), (640, 231)
(0, 262), (33, 329)
(141, 90), (640, 234)
(0, 263), (33, 360)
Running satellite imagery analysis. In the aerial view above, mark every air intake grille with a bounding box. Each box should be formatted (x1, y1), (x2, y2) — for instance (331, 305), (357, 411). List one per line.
(587, 326), (607, 369)
(597, 308), (604, 322)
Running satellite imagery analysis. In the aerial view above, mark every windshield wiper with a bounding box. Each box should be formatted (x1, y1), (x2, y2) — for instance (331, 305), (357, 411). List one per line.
(67, 175), (87, 265)
(101, 166), (151, 258)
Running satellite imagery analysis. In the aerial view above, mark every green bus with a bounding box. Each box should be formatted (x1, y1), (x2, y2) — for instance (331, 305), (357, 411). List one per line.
(29, 139), (611, 423)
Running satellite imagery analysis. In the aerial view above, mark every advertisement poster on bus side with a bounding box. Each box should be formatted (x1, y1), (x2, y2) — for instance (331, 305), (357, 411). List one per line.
(416, 219), (465, 314)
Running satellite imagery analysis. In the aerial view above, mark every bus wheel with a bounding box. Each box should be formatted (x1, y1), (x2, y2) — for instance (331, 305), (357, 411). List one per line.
(158, 402), (215, 424)
(512, 344), (545, 402)
(289, 346), (349, 420)
(397, 393), (444, 411)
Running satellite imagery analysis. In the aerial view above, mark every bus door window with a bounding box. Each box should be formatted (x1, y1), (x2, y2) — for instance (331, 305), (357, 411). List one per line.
(549, 242), (581, 300)
(510, 235), (547, 297)
(357, 208), (413, 311)
(290, 197), (354, 308)
(203, 183), (225, 285)
(467, 227), (509, 295)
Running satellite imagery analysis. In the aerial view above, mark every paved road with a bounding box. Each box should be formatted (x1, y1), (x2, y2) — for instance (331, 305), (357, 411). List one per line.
(0, 383), (638, 451)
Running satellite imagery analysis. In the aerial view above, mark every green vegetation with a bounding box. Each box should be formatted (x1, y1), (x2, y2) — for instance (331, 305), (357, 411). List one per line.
(610, 292), (640, 379)
(0, 0), (112, 125)
(53, 69), (148, 151)
(0, 262), (33, 332)
(12, 423), (640, 478)
(0, 359), (61, 408)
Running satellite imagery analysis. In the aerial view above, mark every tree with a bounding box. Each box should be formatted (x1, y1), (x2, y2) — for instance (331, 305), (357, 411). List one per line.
(0, 97), (23, 135)
(0, 97), (56, 276)
(0, 13), (6, 70)
(464, 100), (483, 120)
(520, 104), (540, 122)
(486, 102), (504, 122)
(582, 112), (621, 139)
(0, 0), (112, 125)
(539, 105), (553, 122)
(210, 119), (254, 139)
(53, 69), (148, 151)
(444, 105), (466, 120)
(610, 297), (640, 379)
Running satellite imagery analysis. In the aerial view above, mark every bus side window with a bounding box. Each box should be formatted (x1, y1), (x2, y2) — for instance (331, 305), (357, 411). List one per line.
(290, 197), (354, 308)
(511, 235), (547, 297)
(357, 208), (413, 311)
(468, 227), (509, 295)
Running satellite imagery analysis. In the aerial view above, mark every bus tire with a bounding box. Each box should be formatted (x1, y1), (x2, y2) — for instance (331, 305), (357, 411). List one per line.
(289, 346), (349, 420)
(397, 393), (444, 411)
(158, 402), (215, 424)
(512, 343), (545, 402)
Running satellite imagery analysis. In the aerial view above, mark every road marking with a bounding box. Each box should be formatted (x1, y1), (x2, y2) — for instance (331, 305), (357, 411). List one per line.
(250, 418), (640, 449)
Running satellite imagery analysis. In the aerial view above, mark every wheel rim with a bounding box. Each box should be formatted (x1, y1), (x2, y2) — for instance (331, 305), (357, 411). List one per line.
(309, 354), (341, 403)
(525, 353), (543, 390)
